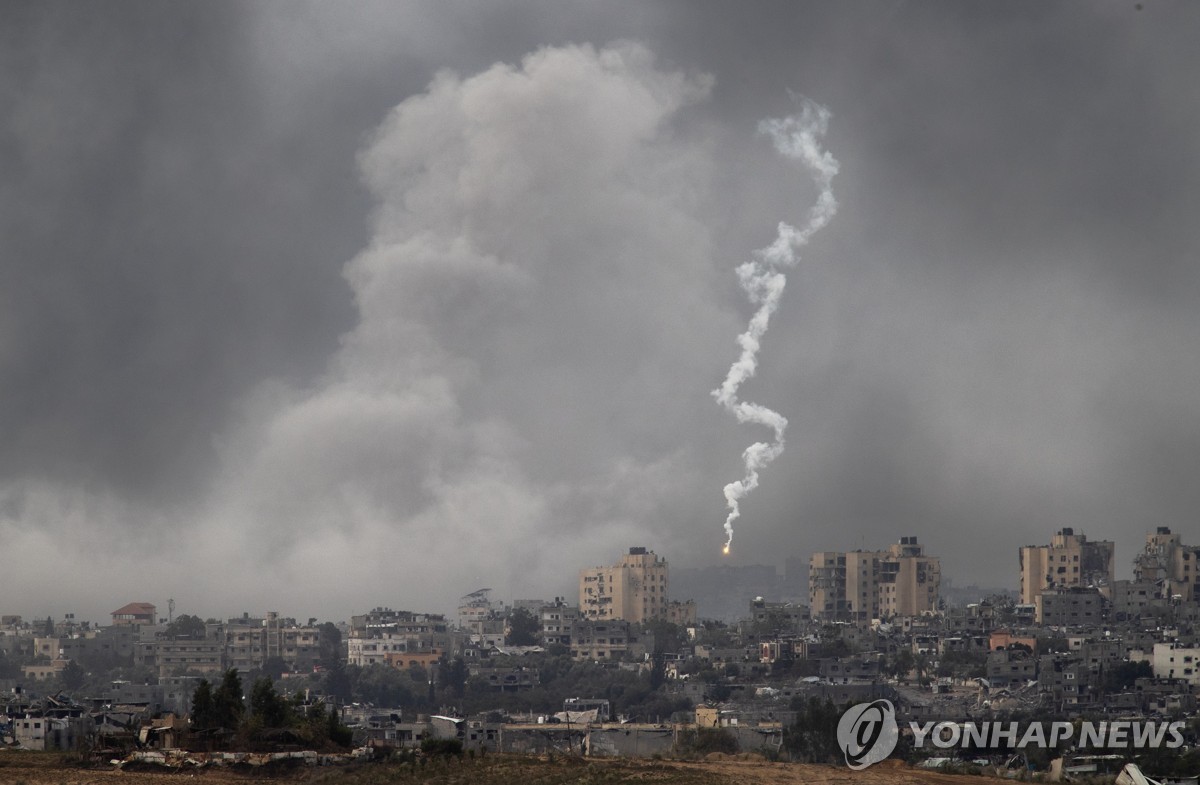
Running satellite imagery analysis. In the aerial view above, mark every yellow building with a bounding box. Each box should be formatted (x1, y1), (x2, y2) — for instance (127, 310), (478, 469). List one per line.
(809, 537), (940, 623)
(877, 539), (941, 619)
(1018, 528), (1114, 605)
(579, 547), (670, 623)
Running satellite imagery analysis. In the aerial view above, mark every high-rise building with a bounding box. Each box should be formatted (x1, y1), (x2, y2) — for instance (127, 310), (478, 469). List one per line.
(579, 547), (670, 623)
(809, 551), (847, 620)
(877, 538), (941, 618)
(1132, 526), (1200, 601)
(1019, 528), (1115, 605)
(808, 537), (941, 623)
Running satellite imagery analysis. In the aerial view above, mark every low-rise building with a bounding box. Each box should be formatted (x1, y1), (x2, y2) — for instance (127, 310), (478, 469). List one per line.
(986, 648), (1036, 689)
(540, 599), (579, 647)
(1036, 587), (1107, 626)
(1149, 642), (1200, 686)
(570, 620), (630, 661)
(137, 638), (224, 677)
(111, 603), (158, 627)
(215, 612), (321, 673)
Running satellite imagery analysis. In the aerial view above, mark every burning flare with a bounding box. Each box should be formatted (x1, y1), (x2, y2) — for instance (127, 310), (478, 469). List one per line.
(712, 99), (839, 553)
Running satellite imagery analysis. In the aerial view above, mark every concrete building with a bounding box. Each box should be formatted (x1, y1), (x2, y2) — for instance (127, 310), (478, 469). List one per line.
(986, 648), (1037, 689)
(457, 589), (505, 632)
(349, 608), (449, 638)
(139, 638), (225, 677)
(1019, 528), (1115, 605)
(1038, 653), (1097, 707)
(347, 609), (455, 668)
(743, 597), (807, 635)
(666, 600), (697, 626)
(808, 552), (848, 620)
(161, 675), (205, 715)
(540, 599), (579, 647)
(569, 619), (630, 661)
(1107, 580), (1166, 621)
(1132, 527), (1200, 602)
(1149, 643), (1200, 687)
(111, 602), (157, 627)
(877, 538), (941, 618)
(1036, 586), (1108, 626)
(579, 547), (670, 623)
(808, 537), (941, 623)
(348, 635), (408, 667)
(214, 613), (321, 673)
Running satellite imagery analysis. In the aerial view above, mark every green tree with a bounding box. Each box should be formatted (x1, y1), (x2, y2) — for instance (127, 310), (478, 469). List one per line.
(213, 669), (245, 729)
(506, 607), (540, 646)
(421, 737), (464, 758)
(43, 616), (55, 636)
(323, 662), (353, 701)
(191, 679), (216, 728)
(784, 697), (843, 763)
(355, 663), (418, 707)
(250, 677), (291, 728)
(326, 703), (353, 747)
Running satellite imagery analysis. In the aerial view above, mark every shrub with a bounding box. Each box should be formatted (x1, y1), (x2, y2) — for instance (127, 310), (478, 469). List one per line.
(421, 738), (464, 758)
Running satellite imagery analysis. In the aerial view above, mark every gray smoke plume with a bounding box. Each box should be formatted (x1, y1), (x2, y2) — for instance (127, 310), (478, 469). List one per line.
(712, 99), (839, 552)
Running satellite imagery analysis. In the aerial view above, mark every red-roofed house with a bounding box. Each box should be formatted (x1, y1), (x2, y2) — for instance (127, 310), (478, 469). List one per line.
(112, 603), (157, 627)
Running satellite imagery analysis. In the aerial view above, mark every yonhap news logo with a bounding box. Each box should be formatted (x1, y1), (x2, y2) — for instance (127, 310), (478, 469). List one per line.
(837, 700), (899, 770)
(836, 702), (1188, 770)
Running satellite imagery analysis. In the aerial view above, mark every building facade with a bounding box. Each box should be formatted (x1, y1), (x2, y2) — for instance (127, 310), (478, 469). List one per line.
(579, 548), (670, 624)
(1019, 528), (1115, 605)
(1132, 527), (1200, 602)
(809, 537), (941, 623)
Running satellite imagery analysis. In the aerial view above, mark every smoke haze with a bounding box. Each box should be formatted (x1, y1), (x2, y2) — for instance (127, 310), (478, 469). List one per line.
(2, 2), (1199, 621)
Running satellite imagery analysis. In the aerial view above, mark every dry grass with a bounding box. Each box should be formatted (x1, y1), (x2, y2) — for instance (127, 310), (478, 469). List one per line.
(0, 749), (1024, 785)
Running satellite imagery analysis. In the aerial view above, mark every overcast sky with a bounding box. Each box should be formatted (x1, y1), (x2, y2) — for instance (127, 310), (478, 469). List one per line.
(3, 1), (1197, 624)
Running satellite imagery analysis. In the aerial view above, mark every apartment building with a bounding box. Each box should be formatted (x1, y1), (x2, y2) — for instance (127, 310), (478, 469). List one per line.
(1036, 586), (1108, 626)
(135, 637), (224, 677)
(808, 537), (941, 623)
(1018, 528), (1115, 605)
(877, 538), (941, 618)
(346, 608), (456, 668)
(540, 598), (579, 646)
(214, 612), (321, 673)
(809, 552), (848, 620)
(1149, 643), (1200, 687)
(579, 547), (670, 623)
(1132, 527), (1200, 602)
(569, 619), (630, 661)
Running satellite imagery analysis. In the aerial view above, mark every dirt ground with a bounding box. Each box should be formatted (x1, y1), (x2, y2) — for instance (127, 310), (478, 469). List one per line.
(0, 750), (1022, 785)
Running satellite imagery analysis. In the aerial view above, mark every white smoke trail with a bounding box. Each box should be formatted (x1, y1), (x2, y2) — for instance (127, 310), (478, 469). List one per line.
(713, 99), (839, 553)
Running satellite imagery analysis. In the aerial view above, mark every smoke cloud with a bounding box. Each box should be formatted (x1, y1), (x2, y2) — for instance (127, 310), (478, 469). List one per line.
(713, 100), (839, 552)
(0, 40), (736, 619)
